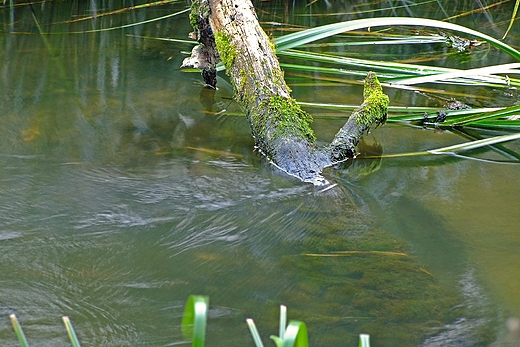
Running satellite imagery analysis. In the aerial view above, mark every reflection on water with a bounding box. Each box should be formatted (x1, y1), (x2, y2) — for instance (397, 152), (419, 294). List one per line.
(1, 1), (520, 346)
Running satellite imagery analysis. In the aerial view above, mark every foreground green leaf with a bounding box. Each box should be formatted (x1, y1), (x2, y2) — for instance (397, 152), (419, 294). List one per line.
(281, 321), (308, 347)
(181, 295), (209, 347)
(359, 334), (370, 347)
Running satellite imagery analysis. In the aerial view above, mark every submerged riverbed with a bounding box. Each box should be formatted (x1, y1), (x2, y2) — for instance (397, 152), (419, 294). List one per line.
(1, 1), (520, 346)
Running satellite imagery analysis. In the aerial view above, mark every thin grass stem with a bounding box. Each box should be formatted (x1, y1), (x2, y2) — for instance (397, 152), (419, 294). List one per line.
(359, 334), (371, 347)
(62, 317), (81, 347)
(10, 314), (29, 347)
(303, 251), (408, 257)
(246, 319), (265, 347)
(13, 8), (190, 34)
(428, 132), (520, 154)
(279, 305), (287, 340)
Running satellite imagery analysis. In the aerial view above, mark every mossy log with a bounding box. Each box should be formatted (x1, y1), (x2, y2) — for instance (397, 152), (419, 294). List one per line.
(182, 0), (389, 185)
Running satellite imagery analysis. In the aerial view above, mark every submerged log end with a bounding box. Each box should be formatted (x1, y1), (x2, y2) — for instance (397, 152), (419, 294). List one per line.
(270, 137), (330, 185)
(247, 95), (331, 184)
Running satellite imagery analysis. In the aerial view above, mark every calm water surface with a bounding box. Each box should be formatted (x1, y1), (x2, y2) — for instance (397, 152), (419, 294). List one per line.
(1, 1), (520, 346)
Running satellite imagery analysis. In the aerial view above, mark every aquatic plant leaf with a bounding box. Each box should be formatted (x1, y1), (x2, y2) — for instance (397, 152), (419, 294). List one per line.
(275, 17), (520, 61)
(391, 63), (520, 86)
(298, 102), (437, 114)
(281, 321), (308, 347)
(387, 107), (520, 132)
(246, 318), (265, 347)
(362, 133), (520, 162)
(428, 132), (520, 154)
(279, 305), (287, 339)
(502, 0), (520, 39)
(464, 120), (520, 131)
(442, 105), (520, 127)
(359, 334), (370, 347)
(388, 107), (504, 123)
(63, 0), (178, 24)
(10, 314), (29, 347)
(452, 128), (520, 162)
(280, 51), (520, 89)
(62, 317), (82, 347)
(303, 250), (408, 257)
(279, 50), (455, 76)
(301, 35), (446, 47)
(21, 8), (190, 35)
(270, 335), (284, 347)
(181, 295), (209, 347)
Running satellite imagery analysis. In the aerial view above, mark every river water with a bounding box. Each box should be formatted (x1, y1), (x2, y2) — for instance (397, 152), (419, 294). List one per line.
(1, 1), (520, 346)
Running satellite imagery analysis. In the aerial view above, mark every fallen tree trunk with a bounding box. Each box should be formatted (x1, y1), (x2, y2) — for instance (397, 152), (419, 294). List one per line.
(182, 0), (389, 185)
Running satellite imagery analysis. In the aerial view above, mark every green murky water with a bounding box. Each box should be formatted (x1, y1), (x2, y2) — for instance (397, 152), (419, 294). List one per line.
(1, 1), (520, 346)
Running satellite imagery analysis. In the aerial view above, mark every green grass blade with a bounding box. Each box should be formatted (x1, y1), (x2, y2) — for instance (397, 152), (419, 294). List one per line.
(62, 317), (81, 347)
(281, 321), (308, 347)
(270, 336), (284, 347)
(280, 62), (368, 77)
(75, 8), (191, 34)
(388, 107), (504, 123)
(275, 17), (520, 61)
(18, 8), (190, 35)
(451, 128), (520, 161)
(502, 0), (520, 39)
(181, 295), (209, 347)
(279, 305), (287, 340)
(246, 318), (265, 347)
(443, 105), (520, 127)
(278, 50), (455, 76)
(466, 120), (520, 131)
(391, 63), (520, 86)
(301, 102), (436, 113)
(388, 107), (520, 133)
(10, 314), (29, 347)
(295, 0), (437, 17)
(429, 133), (520, 154)
(279, 50), (520, 88)
(60, 0), (177, 24)
(301, 34), (446, 47)
(359, 334), (370, 347)
(362, 133), (520, 161)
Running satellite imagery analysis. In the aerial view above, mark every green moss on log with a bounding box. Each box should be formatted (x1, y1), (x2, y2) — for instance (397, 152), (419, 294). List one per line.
(256, 95), (316, 142)
(214, 31), (237, 71)
(189, 5), (199, 30)
(188, 0), (209, 33)
(355, 72), (389, 128)
(237, 69), (248, 95)
(265, 31), (277, 54)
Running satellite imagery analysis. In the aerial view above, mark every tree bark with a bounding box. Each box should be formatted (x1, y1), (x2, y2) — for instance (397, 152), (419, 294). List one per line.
(182, 0), (389, 185)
